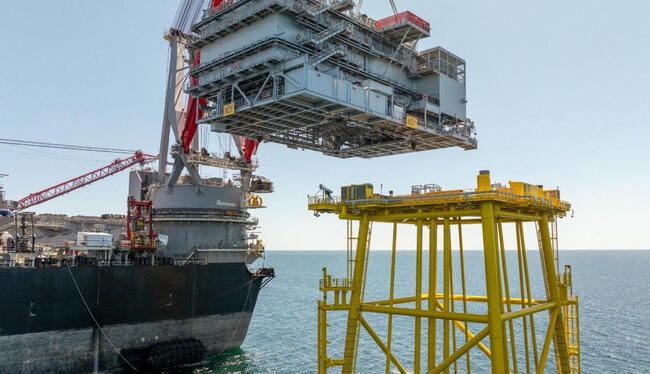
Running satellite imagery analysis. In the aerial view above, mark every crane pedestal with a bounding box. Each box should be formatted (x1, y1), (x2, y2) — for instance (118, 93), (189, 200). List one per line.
(310, 171), (580, 374)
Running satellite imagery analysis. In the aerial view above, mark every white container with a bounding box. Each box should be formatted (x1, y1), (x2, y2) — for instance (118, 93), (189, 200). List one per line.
(76, 232), (113, 250)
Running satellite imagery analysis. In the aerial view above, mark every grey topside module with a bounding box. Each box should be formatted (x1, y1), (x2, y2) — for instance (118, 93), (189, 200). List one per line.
(187, 0), (476, 158)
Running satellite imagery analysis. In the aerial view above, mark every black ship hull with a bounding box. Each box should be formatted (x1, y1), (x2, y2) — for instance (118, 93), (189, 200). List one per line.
(0, 262), (264, 373)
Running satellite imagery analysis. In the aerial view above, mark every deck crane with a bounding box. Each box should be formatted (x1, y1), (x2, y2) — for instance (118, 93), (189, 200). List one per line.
(15, 151), (158, 211)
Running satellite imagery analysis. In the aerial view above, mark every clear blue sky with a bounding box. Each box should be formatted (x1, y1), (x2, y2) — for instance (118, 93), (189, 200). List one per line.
(1, 1), (648, 250)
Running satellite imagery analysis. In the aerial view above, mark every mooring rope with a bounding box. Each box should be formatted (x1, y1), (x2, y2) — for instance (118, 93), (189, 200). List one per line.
(65, 263), (138, 372)
(214, 277), (255, 357)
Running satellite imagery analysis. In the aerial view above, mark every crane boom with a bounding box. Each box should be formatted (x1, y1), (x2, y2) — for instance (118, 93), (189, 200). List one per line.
(16, 151), (158, 211)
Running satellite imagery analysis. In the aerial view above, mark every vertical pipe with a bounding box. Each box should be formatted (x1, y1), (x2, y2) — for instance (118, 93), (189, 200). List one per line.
(515, 221), (531, 374)
(448, 224), (457, 374)
(14, 213), (18, 252)
(415, 219), (423, 373)
(428, 220), (438, 370)
(493, 219), (510, 374)
(480, 202), (507, 374)
(519, 223), (540, 368)
(341, 214), (371, 374)
(385, 223), (398, 374)
(498, 222), (519, 373)
(347, 220), (353, 284)
(319, 268), (328, 374)
(457, 222), (471, 373)
(443, 218), (451, 374)
(538, 215), (570, 373)
(318, 300), (322, 373)
(30, 213), (35, 252)
(575, 295), (581, 372)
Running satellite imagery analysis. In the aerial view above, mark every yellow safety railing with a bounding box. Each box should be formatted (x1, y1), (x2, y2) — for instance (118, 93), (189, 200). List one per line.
(309, 188), (570, 212)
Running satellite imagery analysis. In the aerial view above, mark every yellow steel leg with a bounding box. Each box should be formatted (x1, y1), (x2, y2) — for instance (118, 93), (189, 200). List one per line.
(341, 214), (371, 374)
(428, 220), (438, 370)
(318, 268), (328, 373)
(493, 219), (510, 374)
(318, 302), (323, 373)
(386, 223), (397, 374)
(480, 202), (507, 374)
(457, 221), (471, 374)
(415, 218), (424, 373)
(448, 232), (457, 374)
(498, 222), (519, 373)
(515, 221), (532, 374)
(518, 222), (540, 369)
(443, 218), (451, 374)
(538, 215), (571, 374)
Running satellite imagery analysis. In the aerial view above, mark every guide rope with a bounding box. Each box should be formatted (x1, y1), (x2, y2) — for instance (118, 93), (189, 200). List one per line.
(65, 263), (138, 372)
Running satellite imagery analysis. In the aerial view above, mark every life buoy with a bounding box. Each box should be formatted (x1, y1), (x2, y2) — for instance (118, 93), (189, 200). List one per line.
(248, 194), (263, 207)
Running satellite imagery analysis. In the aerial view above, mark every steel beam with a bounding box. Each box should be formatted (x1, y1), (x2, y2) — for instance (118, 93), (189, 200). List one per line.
(428, 327), (490, 374)
(538, 215), (571, 373)
(481, 201), (508, 373)
(341, 214), (370, 374)
(359, 316), (408, 374)
(428, 220), (437, 370)
(359, 304), (488, 323)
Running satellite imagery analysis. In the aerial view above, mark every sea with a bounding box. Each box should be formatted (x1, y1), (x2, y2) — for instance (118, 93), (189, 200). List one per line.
(170, 250), (650, 374)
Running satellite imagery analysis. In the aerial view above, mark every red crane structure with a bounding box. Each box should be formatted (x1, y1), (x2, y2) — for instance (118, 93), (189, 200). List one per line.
(16, 151), (158, 211)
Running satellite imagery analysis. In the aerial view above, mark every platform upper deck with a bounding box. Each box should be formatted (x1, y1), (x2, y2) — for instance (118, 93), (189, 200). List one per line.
(308, 172), (571, 219)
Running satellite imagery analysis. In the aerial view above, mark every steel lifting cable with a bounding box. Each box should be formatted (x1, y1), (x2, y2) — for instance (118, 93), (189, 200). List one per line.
(0, 145), (110, 163)
(65, 263), (138, 372)
(0, 138), (137, 155)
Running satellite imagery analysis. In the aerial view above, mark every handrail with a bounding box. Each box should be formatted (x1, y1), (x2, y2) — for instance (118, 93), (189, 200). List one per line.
(308, 189), (570, 212)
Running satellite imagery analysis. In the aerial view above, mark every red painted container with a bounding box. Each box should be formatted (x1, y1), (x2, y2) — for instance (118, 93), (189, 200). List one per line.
(375, 11), (430, 32)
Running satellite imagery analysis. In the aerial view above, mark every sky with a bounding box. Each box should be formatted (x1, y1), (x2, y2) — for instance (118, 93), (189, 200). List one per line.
(0, 1), (648, 250)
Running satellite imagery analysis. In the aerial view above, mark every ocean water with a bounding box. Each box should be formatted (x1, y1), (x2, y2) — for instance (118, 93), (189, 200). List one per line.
(172, 250), (650, 374)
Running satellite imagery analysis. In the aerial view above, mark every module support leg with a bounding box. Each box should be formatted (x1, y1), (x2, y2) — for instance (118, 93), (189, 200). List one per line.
(442, 218), (452, 374)
(341, 214), (371, 374)
(428, 220), (438, 370)
(538, 215), (571, 374)
(385, 223), (398, 374)
(480, 202), (507, 374)
(415, 218), (423, 373)
(318, 269), (328, 374)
